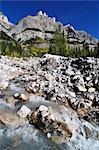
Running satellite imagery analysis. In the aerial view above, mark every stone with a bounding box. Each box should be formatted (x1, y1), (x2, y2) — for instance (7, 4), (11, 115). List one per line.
(69, 91), (76, 98)
(77, 85), (87, 92)
(0, 13), (13, 29)
(37, 10), (43, 16)
(6, 96), (15, 105)
(20, 93), (28, 101)
(86, 77), (91, 81)
(0, 52), (99, 148)
(47, 132), (51, 138)
(0, 109), (25, 127)
(65, 69), (74, 76)
(49, 114), (55, 121)
(39, 105), (49, 118)
(88, 87), (95, 93)
(70, 98), (76, 104)
(30, 105), (73, 143)
(39, 105), (48, 112)
(17, 105), (31, 118)
(14, 93), (20, 98)
(87, 94), (94, 100)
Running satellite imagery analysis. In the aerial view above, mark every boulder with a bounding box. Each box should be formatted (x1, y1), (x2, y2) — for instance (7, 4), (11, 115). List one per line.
(6, 96), (15, 105)
(30, 105), (73, 143)
(88, 87), (95, 93)
(17, 105), (31, 118)
(0, 109), (25, 127)
(77, 85), (87, 92)
(14, 93), (20, 98)
(20, 93), (29, 101)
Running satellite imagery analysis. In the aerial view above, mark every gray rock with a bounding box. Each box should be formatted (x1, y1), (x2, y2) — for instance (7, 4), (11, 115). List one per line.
(88, 87), (95, 93)
(0, 11), (97, 51)
(17, 105), (31, 118)
(77, 85), (87, 92)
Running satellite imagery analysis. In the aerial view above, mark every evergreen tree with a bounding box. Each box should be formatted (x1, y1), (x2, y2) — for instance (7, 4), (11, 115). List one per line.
(5, 46), (11, 56)
(49, 30), (68, 56)
(96, 41), (99, 57)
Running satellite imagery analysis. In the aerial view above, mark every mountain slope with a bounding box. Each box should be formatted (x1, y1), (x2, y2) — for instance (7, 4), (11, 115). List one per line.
(0, 11), (98, 56)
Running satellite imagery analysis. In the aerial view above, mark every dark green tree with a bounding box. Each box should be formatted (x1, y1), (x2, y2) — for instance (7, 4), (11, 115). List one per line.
(49, 30), (68, 56)
(96, 41), (99, 57)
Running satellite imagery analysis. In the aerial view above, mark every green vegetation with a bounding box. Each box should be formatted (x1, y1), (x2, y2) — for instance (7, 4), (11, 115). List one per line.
(0, 31), (22, 57)
(49, 31), (68, 56)
(0, 32), (48, 57)
(23, 37), (47, 45)
(0, 30), (98, 58)
(49, 30), (99, 58)
(29, 46), (48, 57)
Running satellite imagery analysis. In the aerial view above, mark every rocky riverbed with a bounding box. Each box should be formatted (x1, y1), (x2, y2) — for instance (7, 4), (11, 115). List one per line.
(0, 54), (99, 150)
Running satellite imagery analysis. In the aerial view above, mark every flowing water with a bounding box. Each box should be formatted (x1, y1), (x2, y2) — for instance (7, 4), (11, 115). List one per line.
(0, 82), (67, 150)
(0, 81), (99, 150)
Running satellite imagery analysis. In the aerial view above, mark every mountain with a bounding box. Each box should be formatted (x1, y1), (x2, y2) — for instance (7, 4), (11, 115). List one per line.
(0, 11), (98, 56)
(0, 12), (14, 49)
(10, 11), (57, 40)
(0, 12), (13, 29)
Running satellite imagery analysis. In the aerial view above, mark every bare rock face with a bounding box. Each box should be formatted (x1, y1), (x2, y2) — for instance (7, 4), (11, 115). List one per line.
(0, 25), (12, 38)
(0, 12), (13, 29)
(65, 24), (98, 49)
(0, 11), (98, 52)
(10, 12), (59, 41)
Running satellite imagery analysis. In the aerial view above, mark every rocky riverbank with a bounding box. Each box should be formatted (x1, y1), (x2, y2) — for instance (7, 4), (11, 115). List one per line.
(0, 54), (99, 150)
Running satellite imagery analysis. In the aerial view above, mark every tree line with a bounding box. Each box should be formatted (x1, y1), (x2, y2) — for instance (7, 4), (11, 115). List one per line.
(0, 30), (99, 58)
(49, 30), (99, 58)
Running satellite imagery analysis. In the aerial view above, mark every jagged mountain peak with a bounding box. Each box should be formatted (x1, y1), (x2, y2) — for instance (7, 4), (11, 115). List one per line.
(0, 11), (98, 51)
(36, 10), (56, 22)
(64, 24), (75, 30)
(37, 10), (48, 17)
(0, 12), (14, 29)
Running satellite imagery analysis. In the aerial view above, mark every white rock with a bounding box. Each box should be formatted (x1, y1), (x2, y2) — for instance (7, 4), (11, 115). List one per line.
(20, 93), (28, 101)
(87, 94), (94, 100)
(42, 111), (49, 118)
(77, 85), (87, 92)
(49, 114), (55, 121)
(52, 17), (56, 23)
(14, 93), (20, 98)
(47, 132), (51, 138)
(37, 10), (43, 16)
(39, 105), (48, 112)
(87, 58), (95, 64)
(39, 105), (49, 118)
(75, 70), (81, 75)
(65, 69), (74, 76)
(44, 12), (47, 17)
(88, 87), (95, 93)
(17, 105), (31, 118)
(70, 98), (76, 103)
(69, 91), (76, 98)
(86, 77), (91, 81)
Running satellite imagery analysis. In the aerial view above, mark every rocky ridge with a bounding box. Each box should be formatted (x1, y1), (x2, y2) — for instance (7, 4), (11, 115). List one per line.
(0, 11), (98, 51)
(0, 12), (13, 29)
(0, 54), (99, 150)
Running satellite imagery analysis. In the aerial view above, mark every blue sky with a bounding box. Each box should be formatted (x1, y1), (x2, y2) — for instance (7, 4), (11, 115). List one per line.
(0, 0), (99, 39)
